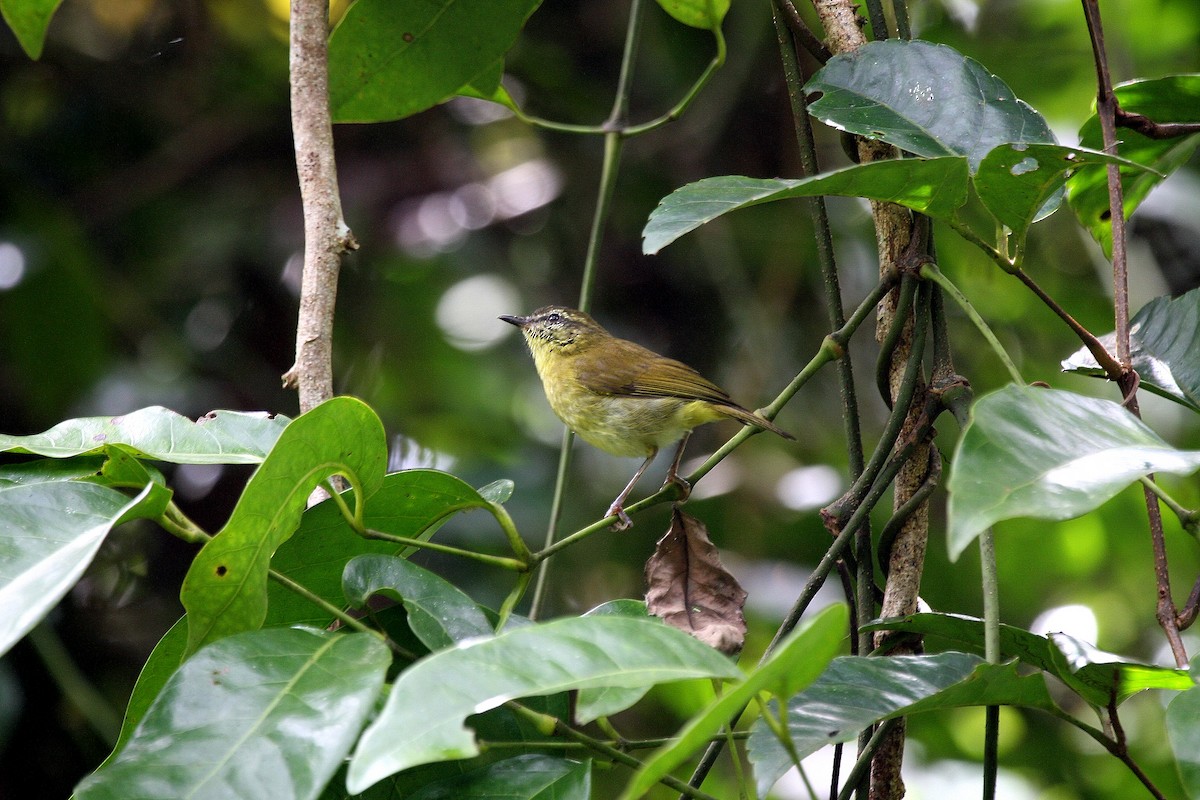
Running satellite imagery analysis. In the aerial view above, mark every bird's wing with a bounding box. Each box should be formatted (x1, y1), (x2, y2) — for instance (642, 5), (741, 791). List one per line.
(575, 340), (735, 404)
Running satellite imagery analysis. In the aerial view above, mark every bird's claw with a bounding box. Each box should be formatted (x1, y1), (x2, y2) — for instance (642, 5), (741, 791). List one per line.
(664, 474), (691, 502)
(607, 504), (634, 531)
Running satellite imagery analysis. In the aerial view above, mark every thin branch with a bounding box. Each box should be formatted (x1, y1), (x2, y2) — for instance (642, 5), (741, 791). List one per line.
(1115, 108), (1200, 139)
(283, 0), (358, 411)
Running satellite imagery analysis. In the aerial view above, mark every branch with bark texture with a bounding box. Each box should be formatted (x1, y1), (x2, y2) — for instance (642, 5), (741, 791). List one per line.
(283, 0), (358, 413)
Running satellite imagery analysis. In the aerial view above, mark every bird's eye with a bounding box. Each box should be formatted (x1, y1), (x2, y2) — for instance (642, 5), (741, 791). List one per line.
(545, 312), (561, 324)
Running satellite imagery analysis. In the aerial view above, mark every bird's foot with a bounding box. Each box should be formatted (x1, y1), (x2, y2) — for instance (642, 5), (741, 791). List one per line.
(606, 503), (634, 531)
(663, 473), (692, 503)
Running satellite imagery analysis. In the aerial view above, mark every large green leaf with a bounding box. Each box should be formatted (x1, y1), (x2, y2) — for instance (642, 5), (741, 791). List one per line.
(642, 158), (969, 254)
(1068, 75), (1200, 256)
(654, 0), (729, 29)
(180, 397), (387, 653)
(747, 653), (1056, 794)
(406, 754), (590, 800)
(0, 0), (62, 59)
(1062, 287), (1200, 414)
(945, 385), (1200, 560)
(265, 470), (514, 629)
(618, 604), (846, 800)
(576, 600), (655, 724)
(0, 406), (288, 464)
(346, 615), (742, 793)
(74, 628), (391, 800)
(329, 0), (544, 123)
(974, 143), (1154, 242)
(0, 480), (164, 658)
(343, 554), (493, 651)
(804, 39), (1055, 171)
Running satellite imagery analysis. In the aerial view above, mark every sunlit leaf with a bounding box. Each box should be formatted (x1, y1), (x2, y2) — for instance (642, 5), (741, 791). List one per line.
(346, 616), (741, 793)
(748, 653), (1056, 794)
(0, 0), (62, 59)
(180, 397), (387, 653)
(329, 0), (544, 123)
(1068, 75), (1200, 257)
(654, 0), (729, 30)
(643, 158), (969, 254)
(1062, 286), (1200, 414)
(805, 39), (1054, 171)
(0, 406), (288, 464)
(75, 629), (391, 800)
(618, 604), (845, 800)
(946, 385), (1200, 559)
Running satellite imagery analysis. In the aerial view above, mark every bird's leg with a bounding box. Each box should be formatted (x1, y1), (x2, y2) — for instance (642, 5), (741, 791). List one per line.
(607, 449), (657, 531)
(661, 432), (692, 502)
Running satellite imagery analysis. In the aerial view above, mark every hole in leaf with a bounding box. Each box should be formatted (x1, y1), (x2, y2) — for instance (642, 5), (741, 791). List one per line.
(1100, 209), (1112, 221)
(215, 564), (228, 577)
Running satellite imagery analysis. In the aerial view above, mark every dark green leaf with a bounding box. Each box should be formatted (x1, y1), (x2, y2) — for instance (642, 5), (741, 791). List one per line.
(180, 397), (387, 653)
(805, 40), (1054, 171)
(1062, 287), (1200, 413)
(618, 604), (846, 800)
(576, 600), (654, 723)
(748, 653), (1055, 794)
(1168, 683), (1200, 797)
(74, 629), (391, 800)
(1068, 76), (1200, 256)
(0, 481), (163, 658)
(654, 0), (729, 29)
(974, 143), (1154, 241)
(0, 0), (62, 59)
(343, 554), (493, 650)
(329, 0), (544, 123)
(643, 158), (969, 254)
(407, 754), (589, 800)
(0, 455), (107, 487)
(0, 406), (288, 464)
(946, 385), (1200, 559)
(346, 616), (742, 793)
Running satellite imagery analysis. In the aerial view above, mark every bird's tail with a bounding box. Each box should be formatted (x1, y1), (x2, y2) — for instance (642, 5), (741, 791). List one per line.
(719, 404), (795, 440)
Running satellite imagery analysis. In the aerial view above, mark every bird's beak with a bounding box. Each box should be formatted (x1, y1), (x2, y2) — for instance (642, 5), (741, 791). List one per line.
(499, 314), (527, 328)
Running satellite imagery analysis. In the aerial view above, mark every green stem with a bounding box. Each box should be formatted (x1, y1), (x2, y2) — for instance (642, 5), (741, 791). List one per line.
(29, 623), (123, 746)
(1139, 477), (1200, 540)
(835, 718), (899, 800)
(322, 475), (365, 532)
(919, 262), (1024, 384)
(265, 569), (393, 647)
(363, 528), (527, 571)
(496, 571), (534, 631)
(979, 528), (1001, 800)
(489, 500), (532, 562)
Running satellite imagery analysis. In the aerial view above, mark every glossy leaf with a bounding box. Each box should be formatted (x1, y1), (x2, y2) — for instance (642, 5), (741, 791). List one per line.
(1068, 75), (1200, 256)
(0, 406), (288, 464)
(75, 628), (391, 800)
(1168, 683), (1200, 797)
(805, 39), (1054, 171)
(0, 481), (163, 658)
(328, 0), (543, 123)
(407, 754), (590, 800)
(180, 397), (387, 653)
(576, 600), (655, 724)
(974, 143), (1153, 241)
(618, 604), (846, 800)
(0, 455), (106, 487)
(266, 470), (510, 629)
(655, 0), (729, 30)
(0, 0), (62, 59)
(748, 653), (1056, 794)
(643, 157), (968, 254)
(1062, 287), (1200, 414)
(346, 615), (742, 793)
(945, 385), (1200, 559)
(343, 554), (493, 651)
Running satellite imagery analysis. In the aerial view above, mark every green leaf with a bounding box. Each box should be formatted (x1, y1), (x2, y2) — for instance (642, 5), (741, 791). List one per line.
(974, 143), (1155, 241)
(748, 653), (1056, 794)
(0, 0), (62, 59)
(0, 406), (289, 464)
(804, 40), (1054, 171)
(0, 481), (163, 658)
(1068, 75), (1200, 256)
(329, 0), (544, 123)
(406, 754), (590, 800)
(346, 615), (742, 793)
(1168, 682), (1200, 797)
(642, 158), (969, 254)
(266, 470), (508, 628)
(1062, 287), (1200, 414)
(343, 554), (493, 651)
(575, 600), (655, 723)
(0, 455), (106, 487)
(180, 397), (387, 653)
(74, 628), (391, 800)
(476, 478), (515, 504)
(945, 385), (1200, 560)
(654, 0), (729, 30)
(618, 604), (846, 800)
(456, 60), (519, 111)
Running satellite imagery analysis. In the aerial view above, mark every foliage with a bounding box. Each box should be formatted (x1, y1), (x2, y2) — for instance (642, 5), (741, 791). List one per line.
(2, 0), (1200, 799)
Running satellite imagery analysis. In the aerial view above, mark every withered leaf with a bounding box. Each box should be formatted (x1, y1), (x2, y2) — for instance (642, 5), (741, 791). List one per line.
(644, 508), (747, 655)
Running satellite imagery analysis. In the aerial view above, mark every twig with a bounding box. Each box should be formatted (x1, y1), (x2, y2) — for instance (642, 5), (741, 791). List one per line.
(282, 0), (358, 411)
(1115, 108), (1200, 139)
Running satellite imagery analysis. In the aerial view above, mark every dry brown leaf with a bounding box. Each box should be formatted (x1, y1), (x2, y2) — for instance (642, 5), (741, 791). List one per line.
(644, 507), (747, 655)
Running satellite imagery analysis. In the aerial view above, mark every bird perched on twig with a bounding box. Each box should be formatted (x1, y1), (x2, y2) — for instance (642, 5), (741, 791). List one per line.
(501, 306), (793, 529)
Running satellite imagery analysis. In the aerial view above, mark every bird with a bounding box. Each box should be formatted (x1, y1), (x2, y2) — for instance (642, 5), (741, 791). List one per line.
(500, 306), (793, 529)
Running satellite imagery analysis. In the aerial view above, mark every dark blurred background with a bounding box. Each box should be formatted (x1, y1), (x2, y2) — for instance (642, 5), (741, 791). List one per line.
(2, 0), (1199, 796)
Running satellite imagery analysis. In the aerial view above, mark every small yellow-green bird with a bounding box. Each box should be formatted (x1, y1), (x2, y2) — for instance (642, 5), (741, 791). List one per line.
(501, 306), (793, 529)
